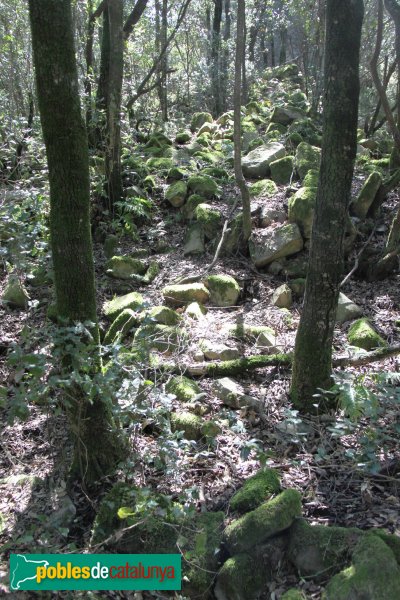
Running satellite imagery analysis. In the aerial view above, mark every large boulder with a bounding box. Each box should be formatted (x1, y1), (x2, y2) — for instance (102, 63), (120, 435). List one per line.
(270, 105), (306, 126)
(249, 223), (304, 267)
(165, 180), (187, 207)
(242, 143), (286, 178)
(187, 174), (219, 198)
(205, 274), (240, 307)
(190, 111), (213, 133)
(105, 256), (147, 279)
(288, 186), (317, 239)
(295, 142), (321, 180)
(270, 155), (295, 184)
(351, 171), (382, 219)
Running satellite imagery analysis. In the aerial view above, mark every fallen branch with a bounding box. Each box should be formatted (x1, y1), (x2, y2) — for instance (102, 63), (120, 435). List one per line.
(164, 345), (400, 378)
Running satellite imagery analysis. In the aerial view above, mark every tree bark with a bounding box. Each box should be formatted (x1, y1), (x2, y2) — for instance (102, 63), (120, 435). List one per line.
(211, 0), (223, 116)
(290, 0), (364, 412)
(28, 0), (126, 485)
(234, 0), (251, 243)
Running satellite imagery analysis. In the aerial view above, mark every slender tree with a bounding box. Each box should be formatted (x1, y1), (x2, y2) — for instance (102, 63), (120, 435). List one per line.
(28, 0), (126, 484)
(290, 0), (364, 411)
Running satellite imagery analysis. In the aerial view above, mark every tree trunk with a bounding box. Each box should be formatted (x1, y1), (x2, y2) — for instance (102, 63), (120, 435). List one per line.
(28, 0), (126, 485)
(211, 0), (223, 116)
(290, 0), (364, 412)
(94, 4), (110, 148)
(105, 0), (124, 211)
(234, 0), (251, 243)
(220, 0), (231, 113)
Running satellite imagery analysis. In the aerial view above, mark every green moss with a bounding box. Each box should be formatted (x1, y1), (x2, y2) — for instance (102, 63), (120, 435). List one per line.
(145, 131), (173, 147)
(166, 375), (201, 402)
(323, 534), (400, 600)
(205, 274), (240, 307)
(288, 186), (317, 239)
(175, 131), (191, 144)
(145, 305), (180, 326)
(303, 169), (319, 187)
(249, 178), (278, 197)
(167, 166), (185, 180)
(224, 488), (302, 554)
(187, 174), (219, 198)
(103, 309), (139, 345)
(190, 111), (213, 132)
(141, 261), (159, 285)
(106, 256), (148, 279)
(134, 324), (184, 354)
(195, 203), (222, 239)
(351, 171), (382, 219)
(185, 301), (207, 319)
(281, 590), (307, 600)
(215, 553), (268, 600)
(347, 318), (386, 351)
(146, 157), (174, 172)
(270, 155), (294, 184)
(194, 150), (224, 164)
(247, 137), (265, 152)
(165, 180), (188, 208)
(266, 122), (287, 135)
(372, 530), (400, 564)
(163, 283), (210, 306)
(182, 194), (205, 220)
(201, 166), (229, 180)
(230, 468), (281, 513)
(295, 142), (321, 180)
(170, 411), (204, 440)
(103, 292), (144, 320)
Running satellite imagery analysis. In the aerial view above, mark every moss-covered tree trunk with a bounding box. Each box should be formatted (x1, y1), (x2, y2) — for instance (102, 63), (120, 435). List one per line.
(210, 0), (223, 116)
(29, 0), (126, 485)
(290, 0), (364, 412)
(93, 3), (110, 149)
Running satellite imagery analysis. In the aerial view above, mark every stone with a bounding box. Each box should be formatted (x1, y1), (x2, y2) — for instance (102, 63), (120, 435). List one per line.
(103, 309), (139, 345)
(283, 253), (309, 278)
(165, 180), (187, 208)
(190, 112), (213, 133)
(103, 292), (144, 320)
(213, 377), (249, 409)
(224, 489), (302, 554)
(146, 157), (174, 172)
(324, 534), (400, 600)
(336, 293), (363, 324)
(214, 551), (271, 600)
(166, 375), (202, 402)
(200, 340), (240, 360)
(230, 469), (281, 513)
(226, 323), (277, 351)
(205, 274), (240, 307)
(270, 155), (295, 184)
(1, 274), (30, 308)
(162, 283), (210, 306)
(197, 122), (218, 136)
(105, 256), (147, 279)
(272, 284), (292, 308)
(183, 224), (205, 255)
(222, 213), (243, 255)
(259, 206), (286, 227)
(266, 122), (287, 135)
(242, 143), (286, 179)
(185, 302), (207, 320)
(145, 305), (180, 326)
(171, 411), (219, 440)
(249, 223), (304, 267)
(167, 166), (186, 181)
(104, 235), (119, 259)
(303, 169), (319, 187)
(295, 142), (321, 180)
(351, 171), (382, 219)
(134, 324), (184, 354)
(195, 203), (222, 239)
(288, 186), (317, 239)
(249, 179), (278, 197)
(187, 174), (219, 198)
(270, 105), (305, 126)
(268, 260), (285, 275)
(182, 194), (205, 220)
(289, 278), (306, 296)
(175, 131), (191, 144)
(282, 590), (307, 600)
(347, 318), (386, 351)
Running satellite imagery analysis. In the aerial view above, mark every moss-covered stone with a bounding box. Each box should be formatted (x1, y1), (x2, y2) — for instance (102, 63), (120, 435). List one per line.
(167, 166), (186, 181)
(103, 292), (144, 320)
(175, 131), (191, 144)
(146, 157), (174, 173)
(230, 469), (281, 513)
(270, 155), (295, 184)
(165, 180), (188, 208)
(215, 552), (269, 600)
(144, 305), (180, 326)
(288, 519), (362, 579)
(281, 590), (307, 600)
(185, 301), (207, 319)
(1, 274), (30, 308)
(249, 223), (304, 267)
(372, 530), (400, 564)
(163, 283), (210, 306)
(190, 111), (213, 133)
(295, 142), (321, 180)
(242, 142), (286, 178)
(166, 375), (201, 402)
(249, 178), (278, 197)
(351, 171), (382, 219)
(303, 169), (319, 187)
(105, 256), (148, 279)
(193, 149), (224, 164)
(195, 203), (222, 239)
(266, 122), (287, 135)
(187, 174), (219, 198)
(205, 274), (240, 307)
(134, 324), (184, 354)
(103, 309), (139, 345)
(226, 323), (276, 350)
(323, 533), (400, 600)
(201, 166), (229, 180)
(222, 212), (244, 255)
(347, 318), (386, 351)
(270, 106), (305, 126)
(170, 411), (219, 440)
(288, 186), (317, 239)
(224, 488), (302, 554)
(145, 131), (173, 148)
(182, 194), (205, 220)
